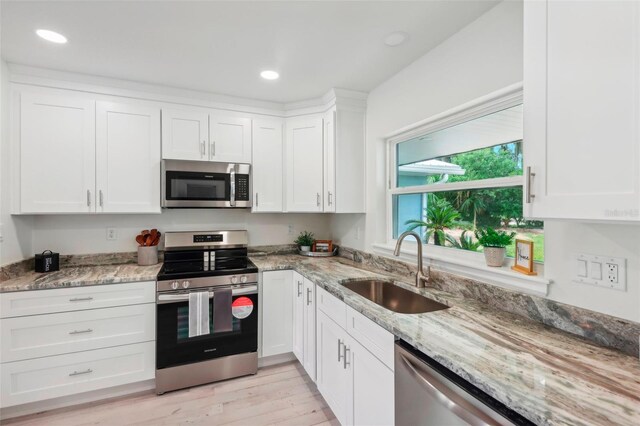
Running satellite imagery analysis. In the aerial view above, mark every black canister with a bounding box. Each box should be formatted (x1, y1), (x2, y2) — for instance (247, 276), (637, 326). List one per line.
(35, 250), (59, 273)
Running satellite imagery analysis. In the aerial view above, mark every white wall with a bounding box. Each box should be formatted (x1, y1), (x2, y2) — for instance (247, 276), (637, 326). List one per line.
(1, 59), (33, 265)
(330, 1), (640, 322)
(32, 211), (331, 255)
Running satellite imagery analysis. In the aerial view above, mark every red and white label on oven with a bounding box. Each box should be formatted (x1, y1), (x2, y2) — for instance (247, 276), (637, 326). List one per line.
(232, 297), (253, 319)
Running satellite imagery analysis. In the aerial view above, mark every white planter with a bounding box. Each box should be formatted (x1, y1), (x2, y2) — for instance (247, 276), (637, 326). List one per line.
(483, 247), (506, 267)
(300, 246), (311, 252)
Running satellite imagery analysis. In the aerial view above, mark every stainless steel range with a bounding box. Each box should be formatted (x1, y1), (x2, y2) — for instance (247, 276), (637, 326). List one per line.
(155, 230), (258, 394)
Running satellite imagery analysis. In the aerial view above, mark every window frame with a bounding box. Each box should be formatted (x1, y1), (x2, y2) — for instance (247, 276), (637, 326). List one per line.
(380, 83), (549, 295)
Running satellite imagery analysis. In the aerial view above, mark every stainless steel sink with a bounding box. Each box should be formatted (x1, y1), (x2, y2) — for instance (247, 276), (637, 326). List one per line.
(342, 280), (449, 314)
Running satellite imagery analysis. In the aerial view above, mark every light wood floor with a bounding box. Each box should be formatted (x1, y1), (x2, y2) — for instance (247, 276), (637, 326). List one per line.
(3, 361), (338, 426)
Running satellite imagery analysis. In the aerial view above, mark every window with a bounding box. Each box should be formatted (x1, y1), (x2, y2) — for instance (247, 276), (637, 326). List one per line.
(388, 102), (544, 262)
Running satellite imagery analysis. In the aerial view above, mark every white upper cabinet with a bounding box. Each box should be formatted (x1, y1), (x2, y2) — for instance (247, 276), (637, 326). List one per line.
(524, 0), (640, 221)
(96, 102), (161, 213)
(209, 115), (252, 163)
(333, 107), (366, 213)
(323, 108), (336, 213)
(161, 108), (209, 161)
(252, 118), (284, 212)
(285, 116), (324, 212)
(19, 93), (96, 213)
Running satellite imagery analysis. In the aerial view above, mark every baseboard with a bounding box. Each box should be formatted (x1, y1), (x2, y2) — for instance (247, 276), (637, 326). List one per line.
(0, 379), (156, 421)
(258, 352), (297, 368)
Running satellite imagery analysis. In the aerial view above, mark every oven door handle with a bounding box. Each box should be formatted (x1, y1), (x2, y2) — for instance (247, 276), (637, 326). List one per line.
(157, 285), (257, 304)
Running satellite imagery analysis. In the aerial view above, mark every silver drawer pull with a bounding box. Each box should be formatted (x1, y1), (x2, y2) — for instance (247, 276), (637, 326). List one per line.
(343, 346), (351, 369)
(69, 368), (93, 377)
(69, 328), (93, 335)
(69, 297), (94, 302)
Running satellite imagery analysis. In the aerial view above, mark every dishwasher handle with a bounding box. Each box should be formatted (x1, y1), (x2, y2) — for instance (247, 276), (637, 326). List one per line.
(398, 352), (504, 426)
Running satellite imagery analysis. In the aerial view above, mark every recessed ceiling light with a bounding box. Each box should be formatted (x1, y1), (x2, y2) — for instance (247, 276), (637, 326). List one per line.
(260, 70), (279, 80)
(384, 32), (408, 47)
(36, 29), (67, 44)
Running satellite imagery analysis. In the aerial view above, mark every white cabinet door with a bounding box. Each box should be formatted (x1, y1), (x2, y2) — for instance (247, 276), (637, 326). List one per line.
(261, 271), (293, 357)
(524, 0), (640, 221)
(96, 102), (161, 213)
(302, 278), (316, 381)
(316, 310), (349, 425)
(323, 109), (336, 212)
(347, 338), (395, 426)
(292, 272), (305, 364)
(161, 108), (209, 161)
(210, 115), (252, 163)
(252, 118), (284, 212)
(285, 116), (324, 212)
(19, 92), (95, 213)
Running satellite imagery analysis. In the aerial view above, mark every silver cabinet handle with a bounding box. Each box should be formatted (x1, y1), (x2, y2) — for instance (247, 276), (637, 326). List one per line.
(69, 328), (93, 335)
(200, 141), (205, 157)
(338, 339), (344, 362)
(526, 166), (536, 204)
(87, 190), (91, 207)
(328, 191), (332, 206)
(306, 287), (312, 306)
(99, 190), (103, 207)
(316, 193), (320, 207)
(69, 368), (93, 377)
(69, 297), (93, 302)
(211, 141), (216, 157)
(343, 346), (350, 369)
(297, 281), (302, 297)
(255, 193), (259, 207)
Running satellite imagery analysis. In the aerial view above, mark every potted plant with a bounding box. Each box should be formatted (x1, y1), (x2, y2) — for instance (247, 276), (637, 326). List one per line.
(475, 227), (515, 267)
(294, 231), (315, 252)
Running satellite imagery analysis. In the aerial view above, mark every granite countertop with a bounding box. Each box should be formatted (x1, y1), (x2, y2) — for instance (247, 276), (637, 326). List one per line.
(251, 254), (640, 426)
(0, 263), (162, 293)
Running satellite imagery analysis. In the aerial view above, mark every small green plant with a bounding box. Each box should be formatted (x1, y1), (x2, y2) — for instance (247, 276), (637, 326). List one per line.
(474, 227), (515, 248)
(294, 231), (315, 247)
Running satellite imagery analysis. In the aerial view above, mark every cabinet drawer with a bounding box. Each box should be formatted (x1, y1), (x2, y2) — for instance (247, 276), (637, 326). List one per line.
(0, 341), (155, 408)
(346, 306), (395, 370)
(1, 304), (155, 362)
(0, 281), (155, 318)
(316, 285), (346, 329)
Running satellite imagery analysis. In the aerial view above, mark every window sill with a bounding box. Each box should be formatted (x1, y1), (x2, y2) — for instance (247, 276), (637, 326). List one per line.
(372, 242), (551, 296)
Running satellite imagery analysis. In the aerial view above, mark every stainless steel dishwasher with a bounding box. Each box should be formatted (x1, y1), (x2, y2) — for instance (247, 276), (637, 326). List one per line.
(395, 341), (534, 426)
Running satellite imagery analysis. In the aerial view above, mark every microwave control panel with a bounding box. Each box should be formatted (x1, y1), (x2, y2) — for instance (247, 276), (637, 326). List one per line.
(236, 175), (250, 201)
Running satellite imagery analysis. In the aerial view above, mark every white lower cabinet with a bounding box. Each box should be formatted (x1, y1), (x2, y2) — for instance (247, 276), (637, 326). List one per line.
(292, 272), (305, 362)
(261, 270), (294, 357)
(0, 342), (155, 407)
(0, 282), (156, 409)
(316, 289), (395, 426)
(291, 272), (317, 381)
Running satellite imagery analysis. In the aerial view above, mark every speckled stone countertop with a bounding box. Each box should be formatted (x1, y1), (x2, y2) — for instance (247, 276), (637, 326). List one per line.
(251, 254), (640, 426)
(0, 263), (161, 293)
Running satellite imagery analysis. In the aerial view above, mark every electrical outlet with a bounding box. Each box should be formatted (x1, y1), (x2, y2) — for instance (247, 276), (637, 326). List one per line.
(573, 253), (626, 291)
(106, 228), (117, 241)
(606, 263), (618, 283)
(288, 225), (294, 235)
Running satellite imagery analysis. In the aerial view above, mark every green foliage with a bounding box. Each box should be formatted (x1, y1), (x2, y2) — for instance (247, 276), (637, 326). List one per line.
(474, 227), (516, 248)
(445, 231), (481, 251)
(294, 231), (315, 247)
(404, 197), (466, 246)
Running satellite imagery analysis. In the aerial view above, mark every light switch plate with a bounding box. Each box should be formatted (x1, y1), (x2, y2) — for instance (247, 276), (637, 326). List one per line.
(573, 253), (626, 291)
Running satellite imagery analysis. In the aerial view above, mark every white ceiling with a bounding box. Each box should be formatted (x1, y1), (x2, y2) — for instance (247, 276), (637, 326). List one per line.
(1, 1), (498, 103)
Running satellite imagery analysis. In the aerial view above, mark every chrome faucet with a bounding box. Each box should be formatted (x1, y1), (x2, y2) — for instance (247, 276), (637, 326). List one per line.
(394, 231), (430, 288)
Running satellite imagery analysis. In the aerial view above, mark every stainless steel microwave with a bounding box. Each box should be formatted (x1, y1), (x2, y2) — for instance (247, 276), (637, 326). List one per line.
(161, 160), (251, 208)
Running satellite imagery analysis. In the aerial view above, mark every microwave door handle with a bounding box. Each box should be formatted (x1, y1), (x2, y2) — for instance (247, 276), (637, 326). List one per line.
(229, 165), (236, 207)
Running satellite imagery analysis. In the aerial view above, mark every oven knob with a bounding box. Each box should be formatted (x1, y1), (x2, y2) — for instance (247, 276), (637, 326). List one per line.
(231, 276), (238, 284)
(182, 281), (190, 289)
(171, 281), (179, 290)
(240, 275), (247, 283)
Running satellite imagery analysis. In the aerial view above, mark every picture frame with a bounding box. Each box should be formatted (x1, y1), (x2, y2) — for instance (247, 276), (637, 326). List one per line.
(511, 239), (537, 275)
(313, 240), (333, 253)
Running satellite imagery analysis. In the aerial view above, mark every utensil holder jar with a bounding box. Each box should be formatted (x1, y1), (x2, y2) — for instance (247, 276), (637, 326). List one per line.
(138, 246), (159, 266)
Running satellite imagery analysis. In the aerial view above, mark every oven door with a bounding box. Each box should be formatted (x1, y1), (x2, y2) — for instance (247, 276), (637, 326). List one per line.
(156, 285), (258, 370)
